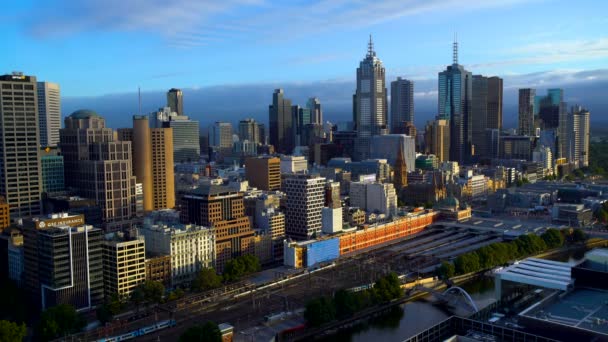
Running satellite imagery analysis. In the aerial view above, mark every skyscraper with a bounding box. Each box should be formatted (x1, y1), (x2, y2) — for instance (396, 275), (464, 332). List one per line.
(238, 118), (261, 144)
(150, 107), (200, 163)
(151, 128), (175, 210)
(518, 88), (536, 136)
(438, 39), (472, 164)
(570, 106), (590, 168)
(486, 77), (503, 131)
(282, 174), (325, 240)
(471, 75), (488, 158)
(353, 35), (388, 160)
(245, 156), (281, 191)
(390, 77), (414, 134)
(0, 73), (42, 218)
(424, 119), (450, 163)
(37, 82), (61, 147)
(209, 122), (233, 158)
(167, 88), (184, 116)
(60, 110), (137, 231)
(269, 89), (294, 154)
(307, 97), (323, 125)
(133, 116), (154, 211)
(537, 89), (568, 159)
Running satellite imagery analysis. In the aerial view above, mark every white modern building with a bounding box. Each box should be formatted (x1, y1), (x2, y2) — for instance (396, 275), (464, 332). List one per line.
(280, 155), (308, 174)
(37, 81), (61, 147)
(322, 207), (343, 234)
(282, 174), (325, 240)
(349, 181), (397, 217)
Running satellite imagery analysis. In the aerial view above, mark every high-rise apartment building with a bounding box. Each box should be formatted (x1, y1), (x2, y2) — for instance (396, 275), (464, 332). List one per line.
(570, 106), (590, 168)
(518, 88), (536, 136)
(181, 181), (255, 271)
(307, 97), (323, 125)
(238, 118), (262, 144)
(102, 234), (146, 298)
(151, 128), (175, 210)
(245, 156), (281, 191)
(438, 40), (472, 164)
(0, 73), (43, 218)
(269, 89), (294, 154)
(390, 77), (414, 134)
(150, 107), (200, 163)
(23, 214), (102, 310)
(37, 82), (61, 147)
(60, 110), (137, 231)
(133, 116), (154, 211)
(282, 174), (325, 240)
(167, 88), (184, 116)
(353, 36), (388, 160)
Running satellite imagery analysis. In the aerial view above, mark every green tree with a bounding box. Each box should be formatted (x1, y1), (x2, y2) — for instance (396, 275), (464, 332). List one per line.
(37, 304), (85, 341)
(179, 321), (221, 342)
(541, 228), (565, 249)
(304, 297), (336, 327)
(142, 281), (165, 304)
(334, 290), (360, 318)
(372, 273), (403, 302)
(454, 253), (481, 274)
(436, 261), (455, 279)
(222, 255), (261, 282)
(0, 320), (26, 342)
(191, 268), (222, 292)
(572, 228), (587, 242)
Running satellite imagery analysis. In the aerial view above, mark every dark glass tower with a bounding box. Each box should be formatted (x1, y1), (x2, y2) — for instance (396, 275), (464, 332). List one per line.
(269, 89), (294, 154)
(438, 38), (472, 164)
(353, 35), (388, 160)
(390, 77), (414, 134)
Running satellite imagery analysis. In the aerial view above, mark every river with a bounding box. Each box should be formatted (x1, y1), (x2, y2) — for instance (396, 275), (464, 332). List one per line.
(320, 248), (588, 342)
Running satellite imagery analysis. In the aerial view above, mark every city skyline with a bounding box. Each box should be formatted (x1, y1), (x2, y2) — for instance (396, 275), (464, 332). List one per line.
(2, 1), (607, 128)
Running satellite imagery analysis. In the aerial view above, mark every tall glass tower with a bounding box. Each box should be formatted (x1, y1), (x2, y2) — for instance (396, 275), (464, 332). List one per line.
(438, 38), (472, 164)
(353, 35), (388, 160)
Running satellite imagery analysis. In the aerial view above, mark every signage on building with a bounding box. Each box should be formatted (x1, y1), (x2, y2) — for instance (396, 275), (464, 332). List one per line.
(35, 215), (85, 229)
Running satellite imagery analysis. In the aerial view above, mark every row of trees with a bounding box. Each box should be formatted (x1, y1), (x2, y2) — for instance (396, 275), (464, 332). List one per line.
(437, 229), (586, 278)
(0, 320), (26, 342)
(192, 255), (261, 292)
(304, 273), (404, 327)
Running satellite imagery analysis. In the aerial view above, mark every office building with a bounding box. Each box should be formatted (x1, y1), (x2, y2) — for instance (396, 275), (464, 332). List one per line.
(328, 158), (391, 183)
(415, 155), (438, 171)
(307, 97), (323, 125)
(390, 77), (414, 134)
(282, 174), (325, 240)
(41, 154), (65, 194)
(425, 119), (450, 162)
(536, 89), (569, 160)
(570, 106), (590, 168)
(485, 129), (501, 160)
(37, 81), (61, 147)
(181, 182), (255, 271)
(23, 214), (103, 310)
(438, 39), (472, 164)
(280, 155), (308, 174)
(60, 110), (137, 231)
(209, 122), (233, 157)
(370, 134), (415, 172)
(471, 75), (501, 158)
(0, 73), (43, 218)
(269, 89), (294, 154)
(353, 36), (388, 160)
(245, 156), (281, 191)
(167, 88), (184, 116)
(0, 197), (9, 231)
(350, 181), (397, 217)
(0, 229), (24, 285)
(518, 88), (536, 136)
(140, 218), (215, 286)
(501, 136), (533, 160)
(238, 118), (262, 144)
(150, 107), (200, 163)
(103, 233), (146, 298)
(145, 255), (171, 287)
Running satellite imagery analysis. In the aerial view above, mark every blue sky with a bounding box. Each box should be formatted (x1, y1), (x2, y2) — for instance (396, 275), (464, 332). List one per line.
(2, 0), (607, 97)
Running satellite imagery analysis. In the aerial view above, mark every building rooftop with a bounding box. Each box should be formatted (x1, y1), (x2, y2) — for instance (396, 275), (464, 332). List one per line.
(520, 288), (608, 337)
(495, 258), (574, 291)
(69, 109), (100, 119)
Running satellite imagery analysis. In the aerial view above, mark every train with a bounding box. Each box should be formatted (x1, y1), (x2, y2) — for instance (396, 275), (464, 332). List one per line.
(97, 319), (176, 342)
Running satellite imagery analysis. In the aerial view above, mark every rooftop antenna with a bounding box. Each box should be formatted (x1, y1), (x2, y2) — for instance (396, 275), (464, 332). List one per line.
(138, 86), (142, 115)
(453, 32), (458, 64)
(368, 34), (375, 57)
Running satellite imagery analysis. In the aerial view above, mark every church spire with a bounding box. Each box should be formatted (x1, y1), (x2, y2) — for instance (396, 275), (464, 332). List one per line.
(394, 143), (407, 191)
